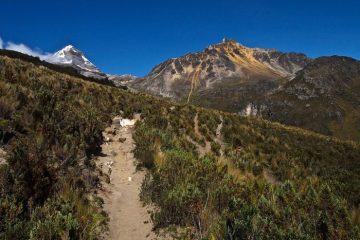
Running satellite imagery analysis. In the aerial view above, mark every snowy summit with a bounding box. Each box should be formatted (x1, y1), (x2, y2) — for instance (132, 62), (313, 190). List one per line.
(46, 45), (107, 79)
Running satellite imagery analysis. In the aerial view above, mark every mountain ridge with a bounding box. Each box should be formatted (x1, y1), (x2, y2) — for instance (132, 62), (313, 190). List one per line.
(4, 39), (360, 141)
(123, 39), (360, 141)
(128, 38), (312, 101)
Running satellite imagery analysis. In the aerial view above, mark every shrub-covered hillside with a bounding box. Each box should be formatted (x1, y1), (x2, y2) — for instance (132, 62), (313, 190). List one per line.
(135, 108), (360, 239)
(0, 55), (360, 239)
(0, 55), (154, 239)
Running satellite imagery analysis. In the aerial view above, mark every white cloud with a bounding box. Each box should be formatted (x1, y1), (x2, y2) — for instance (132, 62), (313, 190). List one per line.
(5, 41), (52, 60)
(0, 37), (52, 60)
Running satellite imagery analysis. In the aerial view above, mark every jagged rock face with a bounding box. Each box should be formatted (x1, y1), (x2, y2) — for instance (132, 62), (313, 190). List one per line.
(46, 45), (107, 79)
(130, 39), (312, 101)
(252, 49), (310, 76)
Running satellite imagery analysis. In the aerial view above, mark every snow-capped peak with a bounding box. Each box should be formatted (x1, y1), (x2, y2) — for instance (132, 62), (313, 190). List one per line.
(55, 45), (77, 57)
(45, 45), (107, 79)
(63, 44), (75, 50)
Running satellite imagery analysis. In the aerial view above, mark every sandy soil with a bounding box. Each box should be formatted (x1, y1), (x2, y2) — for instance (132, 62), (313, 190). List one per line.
(98, 117), (156, 240)
(0, 148), (6, 165)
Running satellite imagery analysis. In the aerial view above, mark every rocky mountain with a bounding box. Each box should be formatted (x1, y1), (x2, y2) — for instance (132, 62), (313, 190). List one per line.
(128, 40), (360, 141)
(259, 56), (360, 141)
(46, 45), (107, 79)
(129, 39), (311, 103)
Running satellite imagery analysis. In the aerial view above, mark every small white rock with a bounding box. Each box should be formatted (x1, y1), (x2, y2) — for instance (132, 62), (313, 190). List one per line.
(120, 119), (136, 127)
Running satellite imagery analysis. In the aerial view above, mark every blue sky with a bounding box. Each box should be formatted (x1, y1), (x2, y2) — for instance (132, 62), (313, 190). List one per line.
(1, 0), (359, 76)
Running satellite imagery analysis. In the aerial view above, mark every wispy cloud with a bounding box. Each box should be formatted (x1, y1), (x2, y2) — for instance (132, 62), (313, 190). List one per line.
(0, 37), (52, 60)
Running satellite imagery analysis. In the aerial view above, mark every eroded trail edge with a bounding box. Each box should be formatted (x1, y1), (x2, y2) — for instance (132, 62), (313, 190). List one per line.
(98, 116), (156, 240)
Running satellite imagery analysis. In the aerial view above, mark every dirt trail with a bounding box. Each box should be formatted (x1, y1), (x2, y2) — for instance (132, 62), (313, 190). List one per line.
(188, 113), (211, 157)
(215, 115), (223, 142)
(214, 115), (225, 156)
(187, 113), (225, 157)
(0, 148), (6, 165)
(98, 116), (156, 240)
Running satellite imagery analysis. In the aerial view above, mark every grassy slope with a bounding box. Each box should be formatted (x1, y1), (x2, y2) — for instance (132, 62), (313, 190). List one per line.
(0, 55), (359, 239)
(136, 106), (360, 239)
